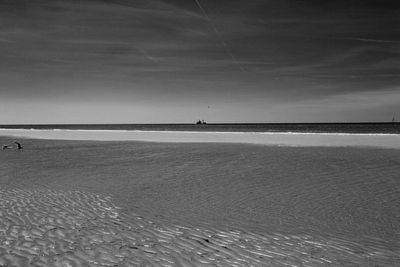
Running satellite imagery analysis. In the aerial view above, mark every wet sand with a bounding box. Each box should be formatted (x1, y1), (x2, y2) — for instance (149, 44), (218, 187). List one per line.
(0, 137), (399, 266)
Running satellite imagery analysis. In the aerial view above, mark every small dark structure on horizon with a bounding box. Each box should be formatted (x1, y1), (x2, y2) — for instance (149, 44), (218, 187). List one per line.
(196, 120), (207, 125)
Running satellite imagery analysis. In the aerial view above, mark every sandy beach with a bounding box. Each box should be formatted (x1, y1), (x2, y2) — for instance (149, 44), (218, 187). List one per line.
(2, 0), (399, 265)
(0, 134), (399, 266)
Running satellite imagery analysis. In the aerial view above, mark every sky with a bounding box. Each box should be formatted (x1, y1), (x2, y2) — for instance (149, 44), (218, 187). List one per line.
(0, 0), (399, 123)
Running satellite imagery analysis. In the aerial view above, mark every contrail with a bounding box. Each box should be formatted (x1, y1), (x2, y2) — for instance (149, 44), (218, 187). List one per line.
(194, 0), (246, 72)
(331, 37), (400, 44)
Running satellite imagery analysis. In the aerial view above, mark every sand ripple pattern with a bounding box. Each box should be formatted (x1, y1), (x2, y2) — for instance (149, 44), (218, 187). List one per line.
(0, 188), (399, 267)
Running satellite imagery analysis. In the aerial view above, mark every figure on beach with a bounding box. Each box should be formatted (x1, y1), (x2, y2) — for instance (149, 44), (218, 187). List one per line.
(2, 141), (23, 150)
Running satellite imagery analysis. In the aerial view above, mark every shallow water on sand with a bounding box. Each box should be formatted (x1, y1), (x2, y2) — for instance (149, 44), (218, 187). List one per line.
(1, 128), (400, 148)
(0, 138), (399, 266)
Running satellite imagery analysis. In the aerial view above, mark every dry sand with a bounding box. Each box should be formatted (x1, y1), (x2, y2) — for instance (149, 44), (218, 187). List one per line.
(0, 136), (399, 266)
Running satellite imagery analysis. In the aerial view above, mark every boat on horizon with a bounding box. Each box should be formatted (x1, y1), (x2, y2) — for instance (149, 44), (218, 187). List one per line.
(196, 120), (207, 125)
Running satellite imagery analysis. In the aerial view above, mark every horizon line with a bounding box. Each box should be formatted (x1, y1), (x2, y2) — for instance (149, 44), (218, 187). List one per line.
(0, 122), (399, 126)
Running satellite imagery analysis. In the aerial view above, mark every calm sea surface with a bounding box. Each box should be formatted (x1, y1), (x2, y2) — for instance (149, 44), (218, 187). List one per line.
(1, 123), (400, 134)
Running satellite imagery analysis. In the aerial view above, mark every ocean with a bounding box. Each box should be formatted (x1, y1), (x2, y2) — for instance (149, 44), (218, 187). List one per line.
(1, 122), (400, 134)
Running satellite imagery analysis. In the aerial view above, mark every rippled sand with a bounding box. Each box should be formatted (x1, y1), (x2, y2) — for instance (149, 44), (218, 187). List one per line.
(0, 138), (399, 266)
(1, 188), (398, 266)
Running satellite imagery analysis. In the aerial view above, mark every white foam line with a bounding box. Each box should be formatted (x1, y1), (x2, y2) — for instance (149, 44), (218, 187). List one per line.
(0, 128), (399, 136)
(0, 128), (399, 148)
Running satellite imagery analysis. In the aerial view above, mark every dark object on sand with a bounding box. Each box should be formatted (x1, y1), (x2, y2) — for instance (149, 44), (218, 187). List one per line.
(2, 142), (23, 150)
(14, 142), (23, 149)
